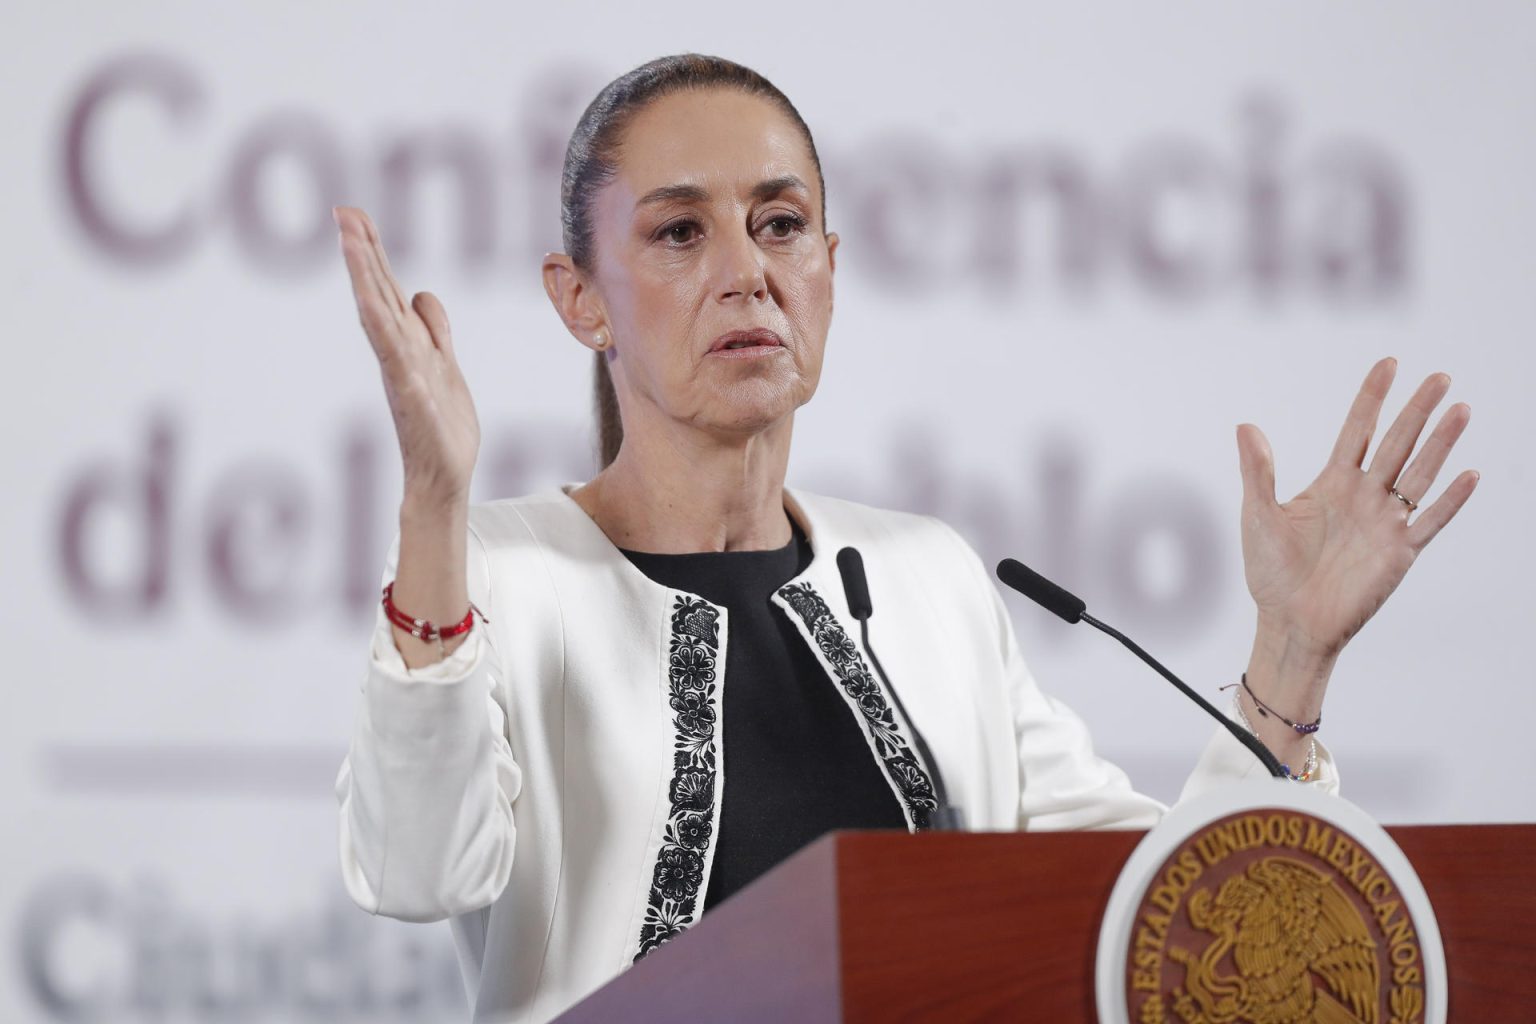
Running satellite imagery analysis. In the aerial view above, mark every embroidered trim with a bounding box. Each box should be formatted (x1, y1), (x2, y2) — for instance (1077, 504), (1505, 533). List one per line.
(776, 582), (938, 831)
(633, 596), (722, 962)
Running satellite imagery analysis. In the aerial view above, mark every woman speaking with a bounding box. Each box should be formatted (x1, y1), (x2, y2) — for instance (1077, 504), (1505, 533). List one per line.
(331, 54), (1476, 1023)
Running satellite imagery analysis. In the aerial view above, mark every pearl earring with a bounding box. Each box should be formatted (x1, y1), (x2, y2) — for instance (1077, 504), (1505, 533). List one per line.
(594, 332), (607, 349)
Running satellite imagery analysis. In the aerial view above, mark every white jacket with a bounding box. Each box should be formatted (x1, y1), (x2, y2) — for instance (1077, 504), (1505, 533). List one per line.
(333, 484), (1337, 1024)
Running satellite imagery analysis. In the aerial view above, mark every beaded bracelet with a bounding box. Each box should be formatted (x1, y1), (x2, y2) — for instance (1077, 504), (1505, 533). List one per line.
(381, 581), (488, 658)
(1230, 687), (1318, 782)
(1218, 672), (1321, 736)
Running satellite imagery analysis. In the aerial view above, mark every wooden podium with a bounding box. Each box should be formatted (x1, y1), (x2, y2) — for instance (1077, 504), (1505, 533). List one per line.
(555, 825), (1535, 1022)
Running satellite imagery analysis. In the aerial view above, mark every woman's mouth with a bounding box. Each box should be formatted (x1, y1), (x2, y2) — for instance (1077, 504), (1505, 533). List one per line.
(709, 328), (783, 359)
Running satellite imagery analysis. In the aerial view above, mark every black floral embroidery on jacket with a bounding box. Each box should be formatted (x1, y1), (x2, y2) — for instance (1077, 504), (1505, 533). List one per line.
(634, 596), (722, 962)
(777, 582), (938, 831)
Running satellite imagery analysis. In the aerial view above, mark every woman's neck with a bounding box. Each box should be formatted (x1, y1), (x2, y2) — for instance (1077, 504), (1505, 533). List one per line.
(571, 418), (795, 554)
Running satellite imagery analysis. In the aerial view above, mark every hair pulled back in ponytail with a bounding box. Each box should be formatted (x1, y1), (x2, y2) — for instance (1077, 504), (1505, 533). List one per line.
(558, 54), (827, 469)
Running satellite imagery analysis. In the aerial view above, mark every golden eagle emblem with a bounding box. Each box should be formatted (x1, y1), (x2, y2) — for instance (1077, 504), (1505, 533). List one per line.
(1169, 856), (1380, 1024)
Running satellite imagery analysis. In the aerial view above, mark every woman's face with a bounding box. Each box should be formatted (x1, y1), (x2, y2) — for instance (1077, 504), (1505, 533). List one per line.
(586, 88), (838, 443)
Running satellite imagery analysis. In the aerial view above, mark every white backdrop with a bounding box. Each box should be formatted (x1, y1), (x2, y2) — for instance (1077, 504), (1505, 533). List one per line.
(6, 2), (1534, 1020)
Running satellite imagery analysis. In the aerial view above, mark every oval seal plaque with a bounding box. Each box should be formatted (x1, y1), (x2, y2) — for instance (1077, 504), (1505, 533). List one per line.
(1096, 781), (1446, 1024)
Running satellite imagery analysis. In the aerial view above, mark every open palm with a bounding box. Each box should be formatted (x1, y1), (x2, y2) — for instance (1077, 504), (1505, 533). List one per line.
(1237, 358), (1477, 660)
(335, 205), (480, 505)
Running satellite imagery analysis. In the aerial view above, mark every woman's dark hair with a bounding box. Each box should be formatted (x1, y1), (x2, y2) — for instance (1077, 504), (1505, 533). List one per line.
(559, 53), (828, 469)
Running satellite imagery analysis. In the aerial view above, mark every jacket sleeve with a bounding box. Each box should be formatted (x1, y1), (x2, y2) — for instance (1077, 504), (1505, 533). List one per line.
(333, 520), (523, 923)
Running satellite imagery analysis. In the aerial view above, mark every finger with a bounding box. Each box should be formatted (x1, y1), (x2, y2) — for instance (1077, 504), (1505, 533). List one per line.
(1236, 423), (1276, 509)
(1406, 469), (1479, 551)
(356, 226), (409, 323)
(1365, 372), (1452, 487)
(343, 242), (404, 355)
(1328, 357), (1397, 468)
(336, 208), (401, 324)
(412, 291), (455, 357)
(339, 231), (403, 362)
(359, 208), (410, 317)
(1393, 402), (1470, 503)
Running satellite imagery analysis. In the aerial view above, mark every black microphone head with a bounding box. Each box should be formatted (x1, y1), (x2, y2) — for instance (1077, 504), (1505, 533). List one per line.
(836, 547), (873, 621)
(995, 558), (1086, 624)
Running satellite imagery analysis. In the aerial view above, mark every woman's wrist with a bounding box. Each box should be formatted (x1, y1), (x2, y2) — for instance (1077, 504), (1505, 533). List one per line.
(1239, 615), (1336, 766)
(400, 488), (469, 529)
(393, 496), (472, 669)
(1229, 687), (1320, 781)
(1249, 616), (1336, 702)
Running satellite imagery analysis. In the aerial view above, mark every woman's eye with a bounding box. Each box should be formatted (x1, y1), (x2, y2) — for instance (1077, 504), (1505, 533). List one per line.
(660, 220), (699, 244)
(657, 213), (805, 246)
(763, 214), (808, 238)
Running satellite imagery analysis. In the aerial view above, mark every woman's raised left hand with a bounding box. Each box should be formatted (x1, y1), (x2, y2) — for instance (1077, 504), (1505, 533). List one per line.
(1236, 357), (1478, 678)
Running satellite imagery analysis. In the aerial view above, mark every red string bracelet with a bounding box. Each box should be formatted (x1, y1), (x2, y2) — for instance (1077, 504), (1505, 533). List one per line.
(381, 581), (488, 643)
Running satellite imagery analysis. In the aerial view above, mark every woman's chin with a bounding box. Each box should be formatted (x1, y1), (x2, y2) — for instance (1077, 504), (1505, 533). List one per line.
(707, 409), (792, 439)
(699, 386), (807, 438)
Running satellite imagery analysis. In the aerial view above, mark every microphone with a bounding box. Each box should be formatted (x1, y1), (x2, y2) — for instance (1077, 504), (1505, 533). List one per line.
(996, 558), (1084, 624)
(837, 546), (873, 621)
(994, 557), (1286, 780)
(836, 547), (966, 830)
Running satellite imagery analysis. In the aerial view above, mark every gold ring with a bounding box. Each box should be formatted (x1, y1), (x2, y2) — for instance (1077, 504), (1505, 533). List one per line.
(1389, 487), (1419, 511)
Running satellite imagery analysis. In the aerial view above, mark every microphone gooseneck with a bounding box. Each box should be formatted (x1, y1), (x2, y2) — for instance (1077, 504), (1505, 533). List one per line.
(994, 558), (1286, 780)
(836, 547), (966, 830)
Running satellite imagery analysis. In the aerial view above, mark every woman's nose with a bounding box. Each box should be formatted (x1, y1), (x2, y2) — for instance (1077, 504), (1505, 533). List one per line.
(714, 224), (768, 303)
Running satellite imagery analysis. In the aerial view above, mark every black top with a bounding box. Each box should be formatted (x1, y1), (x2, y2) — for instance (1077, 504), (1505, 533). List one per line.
(619, 516), (908, 912)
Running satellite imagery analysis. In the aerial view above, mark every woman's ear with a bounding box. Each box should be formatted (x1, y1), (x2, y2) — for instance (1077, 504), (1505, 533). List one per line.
(541, 252), (609, 353)
(825, 231), (839, 317)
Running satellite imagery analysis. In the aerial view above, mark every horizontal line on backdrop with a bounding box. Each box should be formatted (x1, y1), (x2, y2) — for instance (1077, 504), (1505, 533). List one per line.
(40, 743), (345, 797)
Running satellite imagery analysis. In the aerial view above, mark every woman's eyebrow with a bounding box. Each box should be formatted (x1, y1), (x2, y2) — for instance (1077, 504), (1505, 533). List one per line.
(635, 175), (810, 209)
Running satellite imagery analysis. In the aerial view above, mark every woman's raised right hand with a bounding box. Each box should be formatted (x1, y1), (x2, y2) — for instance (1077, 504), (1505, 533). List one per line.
(336, 205), (480, 511)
